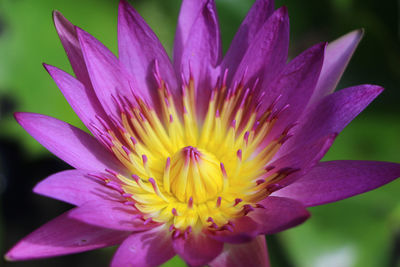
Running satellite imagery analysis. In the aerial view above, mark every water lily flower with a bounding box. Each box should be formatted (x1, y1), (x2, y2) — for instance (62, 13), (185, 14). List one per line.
(5, 0), (400, 266)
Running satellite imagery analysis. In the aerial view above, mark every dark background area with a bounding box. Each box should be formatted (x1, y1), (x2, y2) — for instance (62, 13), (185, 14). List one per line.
(1, 0), (399, 266)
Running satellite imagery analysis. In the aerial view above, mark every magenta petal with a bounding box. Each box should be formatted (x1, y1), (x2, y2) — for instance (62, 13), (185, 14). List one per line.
(53, 11), (92, 89)
(174, 0), (215, 70)
(68, 200), (152, 232)
(173, 232), (223, 267)
(111, 226), (175, 267)
(250, 196), (310, 234)
(230, 7), (289, 88)
(14, 112), (124, 173)
(33, 170), (122, 206)
(269, 134), (337, 187)
(44, 64), (112, 131)
(118, 0), (178, 97)
(5, 211), (129, 261)
(177, 0), (222, 114)
(273, 160), (400, 207)
(210, 235), (270, 267)
(222, 0), (274, 75)
(210, 216), (259, 244)
(76, 27), (146, 118)
(261, 42), (326, 142)
(310, 29), (364, 104)
(281, 84), (383, 155)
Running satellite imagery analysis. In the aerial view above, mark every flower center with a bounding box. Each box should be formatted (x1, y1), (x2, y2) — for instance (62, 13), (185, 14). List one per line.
(92, 71), (297, 233)
(170, 146), (223, 204)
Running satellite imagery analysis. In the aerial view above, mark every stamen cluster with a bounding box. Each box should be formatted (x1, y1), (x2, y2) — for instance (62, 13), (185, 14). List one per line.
(89, 66), (296, 235)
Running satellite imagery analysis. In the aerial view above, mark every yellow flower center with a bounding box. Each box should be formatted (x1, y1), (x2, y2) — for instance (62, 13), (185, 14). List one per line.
(94, 72), (295, 234)
(170, 146), (223, 204)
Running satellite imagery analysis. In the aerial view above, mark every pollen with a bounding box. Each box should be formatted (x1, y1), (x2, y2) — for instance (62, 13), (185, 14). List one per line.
(90, 67), (296, 234)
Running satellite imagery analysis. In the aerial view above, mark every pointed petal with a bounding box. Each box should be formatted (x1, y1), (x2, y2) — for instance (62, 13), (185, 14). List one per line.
(210, 236), (270, 267)
(222, 0), (274, 74)
(111, 226), (175, 267)
(76, 27), (146, 118)
(14, 112), (124, 173)
(53, 11), (92, 89)
(118, 0), (178, 97)
(273, 160), (400, 207)
(5, 211), (129, 261)
(280, 84), (383, 155)
(44, 64), (113, 131)
(269, 134), (337, 187)
(250, 197), (310, 234)
(177, 0), (221, 89)
(68, 200), (153, 232)
(261, 43), (326, 142)
(230, 7), (289, 88)
(33, 170), (122, 206)
(173, 232), (223, 267)
(310, 29), (364, 104)
(174, 0), (218, 68)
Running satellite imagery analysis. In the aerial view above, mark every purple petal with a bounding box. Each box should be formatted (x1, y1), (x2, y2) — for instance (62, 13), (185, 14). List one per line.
(210, 235), (270, 267)
(269, 134), (337, 187)
(310, 29), (364, 104)
(174, 0), (214, 69)
(68, 200), (152, 232)
(118, 0), (178, 98)
(5, 211), (129, 261)
(222, 0), (274, 75)
(76, 27), (147, 118)
(273, 160), (400, 207)
(280, 84), (383, 156)
(176, 0), (222, 116)
(14, 112), (124, 173)
(173, 232), (223, 267)
(209, 216), (259, 244)
(33, 170), (122, 206)
(111, 226), (175, 267)
(250, 196), (310, 234)
(44, 64), (113, 131)
(53, 11), (92, 89)
(229, 7), (289, 89)
(261, 42), (326, 142)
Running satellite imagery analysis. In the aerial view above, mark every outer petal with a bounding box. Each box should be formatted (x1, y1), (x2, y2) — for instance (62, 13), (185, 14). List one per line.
(76, 27), (146, 118)
(5, 211), (129, 261)
(273, 160), (400, 207)
(310, 29), (364, 104)
(118, 0), (178, 98)
(14, 112), (124, 173)
(44, 64), (112, 131)
(68, 200), (153, 232)
(210, 235), (270, 267)
(111, 226), (175, 267)
(222, 0), (274, 75)
(268, 134), (337, 187)
(230, 7), (289, 89)
(177, 0), (222, 116)
(33, 170), (122, 206)
(53, 11), (92, 89)
(173, 232), (223, 267)
(250, 197), (310, 234)
(280, 84), (383, 155)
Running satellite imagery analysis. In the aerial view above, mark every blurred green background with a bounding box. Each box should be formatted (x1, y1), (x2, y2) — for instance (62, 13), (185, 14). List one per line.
(0, 0), (399, 266)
